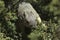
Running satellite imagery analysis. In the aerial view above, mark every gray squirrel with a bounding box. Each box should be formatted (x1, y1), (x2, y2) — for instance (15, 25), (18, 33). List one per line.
(18, 2), (41, 28)
(16, 2), (41, 40)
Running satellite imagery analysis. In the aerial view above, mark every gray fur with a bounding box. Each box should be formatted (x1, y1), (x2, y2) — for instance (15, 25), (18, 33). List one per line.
(18, 2), (41, 28)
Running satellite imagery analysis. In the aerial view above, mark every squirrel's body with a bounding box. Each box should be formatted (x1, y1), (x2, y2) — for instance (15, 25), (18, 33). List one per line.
(18, 2), (41, 28)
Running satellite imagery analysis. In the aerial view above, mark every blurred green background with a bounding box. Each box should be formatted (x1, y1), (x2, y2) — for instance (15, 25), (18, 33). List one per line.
(0, 0), (60, 40)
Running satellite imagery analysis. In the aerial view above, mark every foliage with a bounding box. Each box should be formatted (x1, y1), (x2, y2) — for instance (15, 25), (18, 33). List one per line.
(0, 0), (60, 40)
(0, 0), (18, 40)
